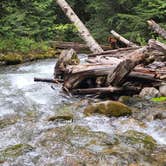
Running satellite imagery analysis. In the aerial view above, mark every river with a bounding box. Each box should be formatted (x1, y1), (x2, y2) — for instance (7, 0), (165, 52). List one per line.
(0, 59), (166, 165)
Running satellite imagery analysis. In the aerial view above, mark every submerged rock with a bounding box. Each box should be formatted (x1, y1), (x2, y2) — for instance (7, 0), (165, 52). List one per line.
(48, 114), (73, 121)
(0, 115), (18, 129)
(122, 130), (157, 150)
(84, 100), (132, 117)
(102, 130), (158, 165)
(0, 144), (33, 162)
(139, 87), (160, 99)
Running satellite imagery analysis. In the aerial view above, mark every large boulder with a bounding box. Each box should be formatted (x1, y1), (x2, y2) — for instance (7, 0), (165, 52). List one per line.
(84, 100), (132, 117)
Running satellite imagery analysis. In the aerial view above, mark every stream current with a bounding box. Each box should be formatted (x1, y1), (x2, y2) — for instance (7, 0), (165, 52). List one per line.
(0, 58), (166, 165)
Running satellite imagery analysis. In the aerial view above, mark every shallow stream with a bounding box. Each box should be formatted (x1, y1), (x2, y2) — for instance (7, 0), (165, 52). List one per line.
(0, 58), (166, 165)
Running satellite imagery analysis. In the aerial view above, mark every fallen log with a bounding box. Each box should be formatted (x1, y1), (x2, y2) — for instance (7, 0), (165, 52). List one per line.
(72, 86), (141, 95)
(49, 41), (112, 51)
(88, 47), (140, 57)
(147, 20), (166, 39)
(111, 30), (138, 47)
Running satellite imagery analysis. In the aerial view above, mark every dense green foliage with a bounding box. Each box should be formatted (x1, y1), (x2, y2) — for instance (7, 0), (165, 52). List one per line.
(0, 0), (166, 52)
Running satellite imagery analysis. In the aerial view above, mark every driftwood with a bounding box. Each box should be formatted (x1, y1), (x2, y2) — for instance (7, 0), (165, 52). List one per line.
(52, 39), (165, 96)
(33, 39), (165, 96)
(54, 48), (79, 79)
(111, 30), (138, 47)
(147, 20), (166, 39)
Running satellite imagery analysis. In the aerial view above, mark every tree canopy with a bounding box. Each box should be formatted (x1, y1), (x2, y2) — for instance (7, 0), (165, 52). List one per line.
(0, 0), (166, 52)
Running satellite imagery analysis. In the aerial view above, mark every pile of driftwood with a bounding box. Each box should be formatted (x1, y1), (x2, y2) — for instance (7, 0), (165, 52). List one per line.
(50, 39), (165, 97)
(35, 0), (166, 97)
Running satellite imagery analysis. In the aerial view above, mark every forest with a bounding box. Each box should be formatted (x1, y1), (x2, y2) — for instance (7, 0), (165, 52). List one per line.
(0, 0), (166, 53)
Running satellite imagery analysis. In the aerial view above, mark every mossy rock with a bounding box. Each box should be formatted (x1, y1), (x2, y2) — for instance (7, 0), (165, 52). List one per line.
(48, 105), (74, 122)
(0, 53), (23, 65)
(84, 100), (132, 117)
(0, 144), (33, 162)
(122, 130), (157, 150)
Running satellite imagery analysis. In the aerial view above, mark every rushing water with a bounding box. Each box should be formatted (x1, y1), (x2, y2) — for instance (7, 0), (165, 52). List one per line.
(0, 59), (166, 166)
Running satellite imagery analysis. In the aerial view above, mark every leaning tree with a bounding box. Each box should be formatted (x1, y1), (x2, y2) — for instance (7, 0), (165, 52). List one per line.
(55, 0), (103, 54)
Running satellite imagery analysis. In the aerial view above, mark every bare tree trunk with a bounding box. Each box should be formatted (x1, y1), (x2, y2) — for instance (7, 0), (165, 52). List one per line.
(55, 0), (103, 54)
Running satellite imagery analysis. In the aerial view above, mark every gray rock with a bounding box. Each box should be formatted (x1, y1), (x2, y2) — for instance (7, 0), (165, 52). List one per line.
(159, 84), (166, 96)
(139, 87), (160, 99)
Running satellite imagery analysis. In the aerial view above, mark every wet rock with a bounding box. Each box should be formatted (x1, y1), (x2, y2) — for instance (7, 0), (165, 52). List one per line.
(151, 147), (166, 166)
(84, 100), (132, 117)
(139, 87), (160, 99)
(0, 115), (18, 129)
(153, 113), (166, 120)
(47, 105), (75, 122)
(159, 84), (166, 96)
(101, 130), (157, 165)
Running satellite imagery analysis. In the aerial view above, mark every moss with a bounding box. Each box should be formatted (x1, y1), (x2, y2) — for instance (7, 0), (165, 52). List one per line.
(84, 101), (132, 117)
(0, 144), (33, 161)
(151, 97), (166, 102)
(28, 48), (59, 61)
(70, 52), (80, 65)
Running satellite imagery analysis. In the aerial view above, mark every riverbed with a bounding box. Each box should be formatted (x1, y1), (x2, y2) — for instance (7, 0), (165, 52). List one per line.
(0, 59), (166, 165)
